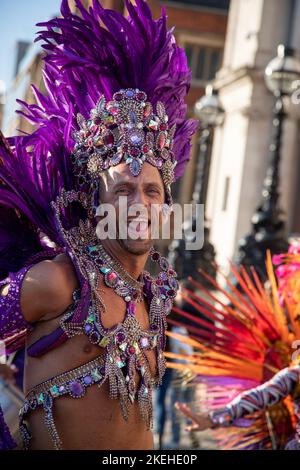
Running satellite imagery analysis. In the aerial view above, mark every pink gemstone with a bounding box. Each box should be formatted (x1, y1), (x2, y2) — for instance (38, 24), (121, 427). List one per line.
(142, 145), (149, 153)
(108, 272), (117, 282)
(160, 123), (167, 131)
(158, 133), (166, 149)
(109, 107), (119, 115)
(129, 346), (135, 355)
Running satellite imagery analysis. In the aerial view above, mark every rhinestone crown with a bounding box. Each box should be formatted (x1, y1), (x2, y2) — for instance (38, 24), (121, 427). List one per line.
(73, 88), (177, 189)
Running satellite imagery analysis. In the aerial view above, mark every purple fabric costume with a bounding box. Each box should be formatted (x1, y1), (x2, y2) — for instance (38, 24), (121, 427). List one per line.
(0, 0), (198, 449)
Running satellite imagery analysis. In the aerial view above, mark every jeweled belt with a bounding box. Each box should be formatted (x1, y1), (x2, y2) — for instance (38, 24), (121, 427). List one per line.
(19, 355), (106, 450)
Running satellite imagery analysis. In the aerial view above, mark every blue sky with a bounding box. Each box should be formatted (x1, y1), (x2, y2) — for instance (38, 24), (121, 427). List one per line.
(0, 0), (61, 89)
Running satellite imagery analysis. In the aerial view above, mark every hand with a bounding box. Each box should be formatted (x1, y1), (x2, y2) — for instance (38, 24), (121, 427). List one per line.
(175, 402), (213, 432)
(0, 364), (18, 384)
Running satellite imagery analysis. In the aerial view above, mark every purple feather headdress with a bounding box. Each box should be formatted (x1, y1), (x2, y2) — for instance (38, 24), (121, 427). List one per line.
(0, 0), (198, 277)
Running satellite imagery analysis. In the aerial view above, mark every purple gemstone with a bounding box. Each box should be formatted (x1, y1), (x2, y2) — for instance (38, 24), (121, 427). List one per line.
(116, 332), (126, 343)
(84, 323), (93, 334)
(160, 257), (169, 270)
(83, 375), (93, 385)
(130, 159), (141, 176)
(70, 381), (84, 397)
(128, 302), (136, 316)
(100, 367), (106, 375)
(169, 278), (178, 289)
(130, 132), (142, 144)
(129, 111), (137, 124)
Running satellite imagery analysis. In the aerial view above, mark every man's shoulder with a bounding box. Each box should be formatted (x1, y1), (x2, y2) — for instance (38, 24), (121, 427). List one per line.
(21, 253), (79, 322)
(26, 253), (78, 291)
(32, 253), (77, 281)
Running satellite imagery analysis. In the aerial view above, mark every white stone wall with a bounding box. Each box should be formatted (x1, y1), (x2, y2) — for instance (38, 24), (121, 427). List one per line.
(207, 0), (300, 269)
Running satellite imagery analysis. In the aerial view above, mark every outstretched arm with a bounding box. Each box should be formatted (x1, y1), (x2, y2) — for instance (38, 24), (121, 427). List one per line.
(176, 365), (300, 431)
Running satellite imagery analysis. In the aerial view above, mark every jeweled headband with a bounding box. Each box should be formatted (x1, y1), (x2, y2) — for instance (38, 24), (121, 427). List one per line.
(72, 88), (177, 201)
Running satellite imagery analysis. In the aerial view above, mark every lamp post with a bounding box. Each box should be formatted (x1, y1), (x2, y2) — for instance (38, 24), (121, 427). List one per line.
(168, 85), (224, 283)
(237, 45), (300, 277)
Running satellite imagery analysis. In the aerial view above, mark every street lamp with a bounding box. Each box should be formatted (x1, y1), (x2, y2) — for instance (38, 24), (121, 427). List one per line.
(237, 45), (300, 278)
(168, 84), (224, 283)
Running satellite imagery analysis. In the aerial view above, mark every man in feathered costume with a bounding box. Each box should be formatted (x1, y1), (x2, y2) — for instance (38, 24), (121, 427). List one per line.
(0, 0), (198, 450)
(170, 249), (300, 450)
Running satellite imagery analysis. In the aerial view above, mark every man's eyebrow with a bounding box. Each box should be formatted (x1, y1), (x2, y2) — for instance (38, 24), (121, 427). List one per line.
(144, 182), (163, 190)
(112, 181), (135, 189)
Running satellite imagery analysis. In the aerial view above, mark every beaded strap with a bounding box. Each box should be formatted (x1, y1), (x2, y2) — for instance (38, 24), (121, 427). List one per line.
(20, 355), (106, 450)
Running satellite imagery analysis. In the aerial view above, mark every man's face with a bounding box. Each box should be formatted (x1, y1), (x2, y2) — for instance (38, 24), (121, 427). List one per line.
(97, 162), (165, 255)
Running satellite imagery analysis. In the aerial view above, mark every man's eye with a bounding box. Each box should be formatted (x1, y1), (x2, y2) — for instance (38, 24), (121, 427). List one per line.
(148, 190), (161, 197)
(148, 188), (160, 194)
